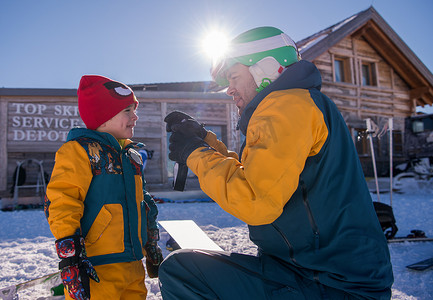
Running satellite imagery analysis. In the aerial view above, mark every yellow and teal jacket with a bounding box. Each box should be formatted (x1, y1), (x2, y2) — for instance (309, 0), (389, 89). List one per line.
(45, 128), (159, 267)
(189, 60), (393, 299)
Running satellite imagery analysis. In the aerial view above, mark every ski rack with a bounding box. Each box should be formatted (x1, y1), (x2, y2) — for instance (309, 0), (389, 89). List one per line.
(12, 159), (47, 207)
(388, 237), (433, 243)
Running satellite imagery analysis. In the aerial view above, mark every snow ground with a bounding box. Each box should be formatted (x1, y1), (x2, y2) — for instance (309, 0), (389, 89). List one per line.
(0, 182), (432, 299)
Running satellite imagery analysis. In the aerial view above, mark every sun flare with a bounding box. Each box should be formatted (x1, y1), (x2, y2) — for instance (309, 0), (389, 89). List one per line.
(202, 30), (229, 62)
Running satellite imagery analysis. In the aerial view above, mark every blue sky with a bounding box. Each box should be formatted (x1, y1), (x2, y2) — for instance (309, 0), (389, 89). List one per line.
(1, 0), (432, 111)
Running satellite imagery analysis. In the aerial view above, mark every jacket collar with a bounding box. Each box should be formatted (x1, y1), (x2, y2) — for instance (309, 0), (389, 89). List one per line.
(67, 127), (138, 151)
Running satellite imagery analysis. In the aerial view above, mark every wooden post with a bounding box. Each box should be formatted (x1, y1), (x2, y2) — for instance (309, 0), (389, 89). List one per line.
(366, 118), (380, 201)
(389, 118), (393, 206)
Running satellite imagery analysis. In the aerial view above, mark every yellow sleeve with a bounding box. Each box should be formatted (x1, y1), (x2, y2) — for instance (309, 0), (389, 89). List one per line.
(188, 89), (328, 225)
(46, 141), (93, 239)
(204, 131), (239, 159)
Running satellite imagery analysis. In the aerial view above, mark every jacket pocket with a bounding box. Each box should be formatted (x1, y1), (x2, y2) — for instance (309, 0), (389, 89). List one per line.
(85, 204), (125, 257)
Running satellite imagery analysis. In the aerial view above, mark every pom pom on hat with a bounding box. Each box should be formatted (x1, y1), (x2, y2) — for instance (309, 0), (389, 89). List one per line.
(77, 75), (138, 130)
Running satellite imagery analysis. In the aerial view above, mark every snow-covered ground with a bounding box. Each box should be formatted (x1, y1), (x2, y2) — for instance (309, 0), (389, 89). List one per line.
(0, 181), (432, 300)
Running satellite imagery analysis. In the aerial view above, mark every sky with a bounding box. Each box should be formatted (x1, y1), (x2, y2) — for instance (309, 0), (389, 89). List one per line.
(1, 0), (433, 110)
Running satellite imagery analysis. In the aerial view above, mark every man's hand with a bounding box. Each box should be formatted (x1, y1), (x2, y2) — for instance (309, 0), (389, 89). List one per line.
(56, 235), (99, 300)
(164, 111), (207, 139)
(168, 132), (209, 164)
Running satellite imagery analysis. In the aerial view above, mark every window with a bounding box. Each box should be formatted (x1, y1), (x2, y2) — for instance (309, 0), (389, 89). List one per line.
(361, 62), (377, 86)
(411, 116), (433, 133)
(412, 121), (424, 133)
(335, 60), (345, 82)
(334, 57), (351, 83)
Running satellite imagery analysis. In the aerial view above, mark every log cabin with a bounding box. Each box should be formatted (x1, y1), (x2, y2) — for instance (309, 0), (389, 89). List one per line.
(1, 7), (432, 202)
(297, 6), (433, 176)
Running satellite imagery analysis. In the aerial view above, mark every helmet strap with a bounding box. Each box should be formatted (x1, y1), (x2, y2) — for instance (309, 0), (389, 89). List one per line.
(256, 78), (272, 92)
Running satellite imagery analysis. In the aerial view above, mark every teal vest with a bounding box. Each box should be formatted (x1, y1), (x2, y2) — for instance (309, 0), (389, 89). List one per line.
(68, 128), (147, 266)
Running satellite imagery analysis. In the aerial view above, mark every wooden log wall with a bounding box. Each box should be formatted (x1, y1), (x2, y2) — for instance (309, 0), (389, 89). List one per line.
(315, 36), (412, 131)
(313, 35), (415, 175)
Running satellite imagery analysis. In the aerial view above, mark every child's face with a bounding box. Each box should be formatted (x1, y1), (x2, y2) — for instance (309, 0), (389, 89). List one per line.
(97, 104), (138, 139)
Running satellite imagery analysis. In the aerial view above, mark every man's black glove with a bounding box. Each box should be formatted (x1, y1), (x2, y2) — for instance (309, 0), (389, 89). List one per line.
(164, 111), (207, 139)
(168, 132), (209, 164)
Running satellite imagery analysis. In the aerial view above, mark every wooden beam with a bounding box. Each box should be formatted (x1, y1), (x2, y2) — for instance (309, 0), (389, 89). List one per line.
(364, 32), (409, 70)
(419, 94), (433, 107)
(412, 98), (417, 115)
(410, 86), (433, 106)
(351, 37), (362, 119)
(362, 23), (430, 92)
(351, 22), (372, 39)
(410, 86), (430, 99)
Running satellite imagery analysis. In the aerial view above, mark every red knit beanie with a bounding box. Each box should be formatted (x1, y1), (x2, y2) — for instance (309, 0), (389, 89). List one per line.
(77, 75), (138, 130)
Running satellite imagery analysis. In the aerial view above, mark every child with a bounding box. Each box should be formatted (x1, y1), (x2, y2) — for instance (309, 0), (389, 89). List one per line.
(44, 75), (163, 300)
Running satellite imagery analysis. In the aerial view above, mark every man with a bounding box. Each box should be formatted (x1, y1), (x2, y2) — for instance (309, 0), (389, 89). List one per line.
(160, 26), (393, 299)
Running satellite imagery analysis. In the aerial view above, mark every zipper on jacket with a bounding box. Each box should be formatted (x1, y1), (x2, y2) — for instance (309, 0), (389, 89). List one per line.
(121, 147), (139, 260)
(300, 179), (320, 251)
(271, 223), (299, 266)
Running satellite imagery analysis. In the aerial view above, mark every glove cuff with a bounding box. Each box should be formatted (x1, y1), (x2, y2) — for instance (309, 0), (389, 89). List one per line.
(198, 124), (208, 139)
(147, 228), (160, 244)
(55, 234), (87, 269)
(182, 139), (209, 163)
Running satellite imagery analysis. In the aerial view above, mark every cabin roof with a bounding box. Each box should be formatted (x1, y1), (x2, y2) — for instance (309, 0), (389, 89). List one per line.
(297, 6), (433, 106)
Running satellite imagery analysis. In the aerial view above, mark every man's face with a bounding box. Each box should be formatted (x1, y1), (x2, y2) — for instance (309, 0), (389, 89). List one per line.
(226, 63), (258, 116)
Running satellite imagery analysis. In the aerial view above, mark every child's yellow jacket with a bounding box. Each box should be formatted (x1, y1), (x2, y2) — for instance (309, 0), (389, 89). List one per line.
(45, 128), (159, 266)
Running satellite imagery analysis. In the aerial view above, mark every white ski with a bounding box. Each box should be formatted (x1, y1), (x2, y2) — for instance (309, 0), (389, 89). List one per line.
(0, 271), (61, 300)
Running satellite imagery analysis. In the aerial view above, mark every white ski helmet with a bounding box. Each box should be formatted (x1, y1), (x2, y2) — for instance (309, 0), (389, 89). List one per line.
(211, 26), (301, 88)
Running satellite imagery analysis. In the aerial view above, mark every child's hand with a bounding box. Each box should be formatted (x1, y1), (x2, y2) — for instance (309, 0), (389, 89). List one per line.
(56, 235), (100, 299)
(145, 242), (164, 278)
